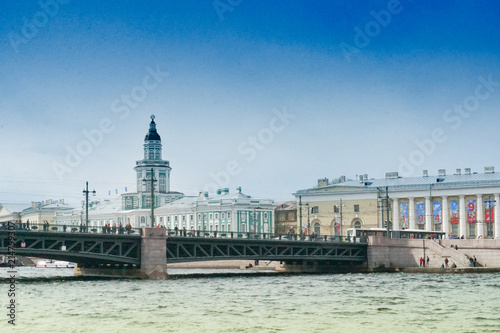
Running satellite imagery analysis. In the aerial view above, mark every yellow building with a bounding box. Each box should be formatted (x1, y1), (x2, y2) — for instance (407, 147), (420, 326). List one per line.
(295, 168), (500, 239)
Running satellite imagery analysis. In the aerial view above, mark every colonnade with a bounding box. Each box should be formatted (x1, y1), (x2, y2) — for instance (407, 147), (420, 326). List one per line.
(391, 193), (500, 239)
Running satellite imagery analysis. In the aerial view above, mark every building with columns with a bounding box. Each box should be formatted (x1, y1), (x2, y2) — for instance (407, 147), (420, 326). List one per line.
(294, 167), (500, 239)
(55, 115), (184, 229)
(122, 114), (184, 210)
(155, 187), (275, 234)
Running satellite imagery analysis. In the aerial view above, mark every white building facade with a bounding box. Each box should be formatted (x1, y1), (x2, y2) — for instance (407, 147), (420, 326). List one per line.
(155, 188), (275, 235)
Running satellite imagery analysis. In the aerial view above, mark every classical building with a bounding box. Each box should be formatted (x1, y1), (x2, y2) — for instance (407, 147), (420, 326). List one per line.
(155, 187), (275, 234)
(0, 200), (74, 229)
(55, 115), (184, 229)
(274, 201), (297, 234)
(295, 167), (500, 239)
(122, 114), (184, 210)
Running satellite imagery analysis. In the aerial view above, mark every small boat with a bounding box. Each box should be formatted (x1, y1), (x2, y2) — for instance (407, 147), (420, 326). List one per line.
(35, 260), (75, 268)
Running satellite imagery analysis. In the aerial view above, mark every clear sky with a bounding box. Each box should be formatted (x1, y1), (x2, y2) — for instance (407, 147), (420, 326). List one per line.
(1, 0), (500, 206)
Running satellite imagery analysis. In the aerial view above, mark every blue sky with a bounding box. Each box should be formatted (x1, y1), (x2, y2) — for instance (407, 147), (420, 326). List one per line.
(1, 1), (500, 205)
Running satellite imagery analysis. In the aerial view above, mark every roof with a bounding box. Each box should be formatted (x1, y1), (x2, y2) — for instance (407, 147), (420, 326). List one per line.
(0, 203), (30, 214)
(144, 116), (161, 141)
(275, 201), (297, 210)
(297, 171), (500, 194)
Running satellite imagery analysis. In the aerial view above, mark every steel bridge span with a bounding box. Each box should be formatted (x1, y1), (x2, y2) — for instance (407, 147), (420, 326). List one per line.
(0, 228), (367, 277)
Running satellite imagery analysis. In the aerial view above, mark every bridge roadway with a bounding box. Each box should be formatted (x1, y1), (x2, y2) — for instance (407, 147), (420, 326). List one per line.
(0, 227), (367, 276)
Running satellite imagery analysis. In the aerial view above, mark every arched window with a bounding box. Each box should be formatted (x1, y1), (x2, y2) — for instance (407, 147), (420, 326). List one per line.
(314, 222), (321, 235)
(354, 221), (362, 229)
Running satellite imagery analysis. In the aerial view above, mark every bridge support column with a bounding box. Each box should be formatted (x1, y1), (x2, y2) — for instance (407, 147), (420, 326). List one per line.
(75, 228), (168, 279)
(139, 227), (168, 279)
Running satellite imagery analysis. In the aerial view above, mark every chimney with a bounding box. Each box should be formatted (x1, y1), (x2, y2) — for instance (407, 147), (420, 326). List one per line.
(363, 174), (368, 181)
(359, 175), (364, 182)
(438, 169), (446, 177)
(465, 168), (471, 175)
(455, 169), (461, 175)
(217, 189), (222, 195)
(339, 175), (346, 183)
(385, 172), (399, 179)
(204, 192), (209, 198)
(423, 170), (428, 177)
(485, 166), (495, 174)
(224, 188), (229, 194)
(318, 178), (329, 187)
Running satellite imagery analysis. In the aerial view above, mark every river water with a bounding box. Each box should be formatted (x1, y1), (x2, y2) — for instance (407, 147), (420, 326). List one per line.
(1, 267), (499, 333)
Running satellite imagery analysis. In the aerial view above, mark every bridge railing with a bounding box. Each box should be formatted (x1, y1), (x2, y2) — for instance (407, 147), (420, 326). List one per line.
(165, 229), (366, 243)
(0, 222), (143, 236)
(0, 222), (368, 243)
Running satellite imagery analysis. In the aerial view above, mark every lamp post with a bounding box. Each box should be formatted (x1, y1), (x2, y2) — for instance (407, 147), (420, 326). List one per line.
(82, 181), (96, 232)
(142, 168), (157, 228)
(306, 203), (310, 235)
(298, 196), (302, 235)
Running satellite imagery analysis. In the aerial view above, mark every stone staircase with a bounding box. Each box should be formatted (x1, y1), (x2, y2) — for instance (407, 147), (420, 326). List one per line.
(425, 240), (473, 267)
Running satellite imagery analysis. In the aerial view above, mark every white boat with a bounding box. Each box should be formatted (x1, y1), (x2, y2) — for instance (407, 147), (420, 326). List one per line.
(35, 260), (75, 268)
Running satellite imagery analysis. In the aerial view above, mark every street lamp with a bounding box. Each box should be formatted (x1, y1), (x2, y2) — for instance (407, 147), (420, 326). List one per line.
(306, 203), (310, 235)
(142, 168), (157, 228)
(82, 181), (96, 232)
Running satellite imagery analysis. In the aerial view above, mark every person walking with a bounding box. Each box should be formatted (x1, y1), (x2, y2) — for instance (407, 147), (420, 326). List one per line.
(444, 257), (449, 268)
(426, 256), (430, 267)
(473, 256), (477, 267)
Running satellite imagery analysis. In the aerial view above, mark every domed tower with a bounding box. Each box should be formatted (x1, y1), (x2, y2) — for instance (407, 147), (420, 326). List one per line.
(122, 115), (183, 211)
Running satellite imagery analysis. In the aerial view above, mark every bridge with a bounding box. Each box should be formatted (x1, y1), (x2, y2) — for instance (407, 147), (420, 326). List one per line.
(0, 226), (367, 278)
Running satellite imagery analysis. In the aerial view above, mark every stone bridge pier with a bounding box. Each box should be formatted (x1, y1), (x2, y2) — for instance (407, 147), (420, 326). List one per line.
(75, 228), (168, 279)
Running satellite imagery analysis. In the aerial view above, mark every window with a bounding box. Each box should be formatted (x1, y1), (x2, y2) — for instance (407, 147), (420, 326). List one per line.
(354, 221), (361, 229)
(354, 205), (360, 213)
(215, 213), (219, 220)
(222, 212), (225, 219)
(334, 206), (339, 213)
(264, 212), (268, 220)
(145, 195), (151, 207)
(174, 216), (178, 222)
(313, 222), (321, 235)
(182, 215), (186, 222)
(190, 214), (193, 222)
(198, 214), (201, 221)
(167, 216), (170, 222)
(209, 213), (213, 220)
(311, 206), (319, 214)
(228, 212), (231, 219)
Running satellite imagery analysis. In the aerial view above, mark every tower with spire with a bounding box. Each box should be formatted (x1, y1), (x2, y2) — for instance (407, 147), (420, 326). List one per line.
(121, 115), (183, 211)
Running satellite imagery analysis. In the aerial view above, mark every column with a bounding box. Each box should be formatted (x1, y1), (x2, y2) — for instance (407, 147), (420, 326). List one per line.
(425, 196), (432, 231)
(409, 197), (416, 230)
(379, 198), (384, 228)
(477, 194), (484, 238)
(459, 195), (466, 238)
(392, 198), (400, 231)
(442, 196), (449, 238)
(495, 194), (500, 239)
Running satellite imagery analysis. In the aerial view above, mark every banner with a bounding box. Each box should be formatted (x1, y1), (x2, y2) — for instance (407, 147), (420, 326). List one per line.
(485, 198), (495, 223)
(400, 202), (408, 229)
(433, 201), (442, 224)
(450, 200), (459, 224)
(467, 199), (476, 223)
(416, 202), (425, 225)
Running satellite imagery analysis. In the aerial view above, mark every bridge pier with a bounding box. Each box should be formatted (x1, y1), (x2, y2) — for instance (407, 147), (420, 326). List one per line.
(75, 228), (168, 279)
